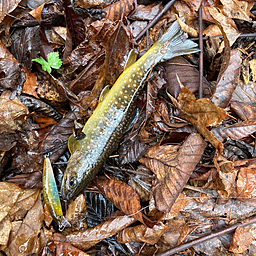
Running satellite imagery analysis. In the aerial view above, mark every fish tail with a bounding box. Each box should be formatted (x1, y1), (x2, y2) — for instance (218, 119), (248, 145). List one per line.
(155, 17), (199, 62)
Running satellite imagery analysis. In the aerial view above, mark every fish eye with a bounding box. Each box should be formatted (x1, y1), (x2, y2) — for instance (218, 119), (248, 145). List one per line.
(69, 177), (77, 188)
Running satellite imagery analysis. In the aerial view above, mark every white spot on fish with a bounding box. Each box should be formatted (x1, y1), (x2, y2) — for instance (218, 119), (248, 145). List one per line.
(129, 79), (132, 82)
(131, 89), (135, 93)
(132, 74), (135, 77)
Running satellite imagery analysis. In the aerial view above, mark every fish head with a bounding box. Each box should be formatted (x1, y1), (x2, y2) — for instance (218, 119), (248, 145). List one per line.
(61, 151), (90, 201)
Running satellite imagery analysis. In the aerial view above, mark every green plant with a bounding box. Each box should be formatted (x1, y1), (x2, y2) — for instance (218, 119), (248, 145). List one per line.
(32, 52), (62, 73)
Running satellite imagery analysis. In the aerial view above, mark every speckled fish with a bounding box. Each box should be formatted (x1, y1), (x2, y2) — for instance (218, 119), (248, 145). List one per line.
(43, 157), (68, 230)
(61, 19), (199, 201)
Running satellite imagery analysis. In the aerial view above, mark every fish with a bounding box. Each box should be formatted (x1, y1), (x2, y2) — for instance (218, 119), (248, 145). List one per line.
(43, 157), (70, 230)
(61, 18), (199, 201)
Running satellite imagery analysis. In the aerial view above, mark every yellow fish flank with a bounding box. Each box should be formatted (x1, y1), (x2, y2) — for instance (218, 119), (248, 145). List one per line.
(61, 19), (199, 201)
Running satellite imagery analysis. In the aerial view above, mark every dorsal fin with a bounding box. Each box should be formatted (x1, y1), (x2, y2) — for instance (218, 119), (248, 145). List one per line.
(98, 84), (110, 104)
(124, 49), (137, 70)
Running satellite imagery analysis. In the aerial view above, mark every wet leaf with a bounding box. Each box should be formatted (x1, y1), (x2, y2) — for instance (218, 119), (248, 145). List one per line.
(165, 57), (211, 98)
(7, 196), (44, 255)
(53, 214), (136, 250)
(211, 49), (241, 108)
(119, 129), (148, 165)
(22, 68), (39, 98)
(42, 111), (76, 162)
(0, 41), (26, 94)
(60, 0), (85, 50)
(140, 133), (206, 212)
(0, 91), (28, 134)
(233, 164), (256, 207)
(29, 2), (47, 24)
(10, 26), (40, 70)
(104, 0), (135, 20)
(230, 101), (256, 121)
(94, 176), (155, 227)
(175, 87), (227, 153)
(0, 183), (21, 223)
(229, 226), (254, 253)
(72, 0), (113, 9)
(65, 194), (87, 231)
(117, 223), (170, 245)
(55, 242), (91, 256)
(0, 0), (21, 23)
(212, 121), (256, 142)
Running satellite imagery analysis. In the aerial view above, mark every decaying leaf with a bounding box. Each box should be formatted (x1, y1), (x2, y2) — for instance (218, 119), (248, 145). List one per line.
(229, 226), (254, 253)
(140, 133), (206, 212)
(53, 214), (136, 250)
(212, 120), (256, 142)
(230, 101), (256, 121)
(211, 49), (241, 108)
(175, 87), (227, 153)
(65, 194), (87, 231)
(0, 90), (28, 134)
(94, 176), (155, 227)
(6, 196), (44, 255)
(117, 222), (170, 245)
(55, 242), (91, 256)
(0, 0), (21, 23)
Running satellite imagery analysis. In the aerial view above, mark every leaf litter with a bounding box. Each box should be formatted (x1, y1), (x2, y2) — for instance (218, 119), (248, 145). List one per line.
(2, 0), (256, 255)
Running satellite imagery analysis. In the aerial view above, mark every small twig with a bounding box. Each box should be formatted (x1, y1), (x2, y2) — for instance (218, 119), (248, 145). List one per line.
(198, 4), (203, 99)
(191, 33), (256, 41)
(135, 0), (177, 42)
(156, 215), (256, 256)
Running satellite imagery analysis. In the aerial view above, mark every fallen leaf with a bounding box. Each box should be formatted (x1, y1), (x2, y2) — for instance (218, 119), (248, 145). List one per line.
(0, 216), (12, 246)
(212, 120), (256, 142)
(94, 177), (156, 227)
(7, 196), (44, 255)
(104, 0), (135, 20)
(0, 91), (28, 134)
(175, 14), (198, 37)
(117, 222), (170, 245)
(0, 0), (21, 23)
(65, 194), (87, 232)
(176, 87), (227, 153)
(53, 214), (136, 250)
(165, 57), (211, 98)
(140, 133), (206, 212)
(230, 101), (256, 121)
(0, 41), (26, 94)
(0, 182), (21, 223)
(55, 242), (91, 256)
(211, 49), (241, 108)
(22, 68), (39, 98)
(29, 1), (48, 24)
(220, 0), (252, 22)
(229, 226), (254, 253)
(232, 81), (256, 103)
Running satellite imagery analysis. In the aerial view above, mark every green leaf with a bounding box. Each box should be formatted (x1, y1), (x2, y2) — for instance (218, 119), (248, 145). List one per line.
(47, 52), (62, 70)
(32, 52), (62, 74)
(32, 56), (52, 73)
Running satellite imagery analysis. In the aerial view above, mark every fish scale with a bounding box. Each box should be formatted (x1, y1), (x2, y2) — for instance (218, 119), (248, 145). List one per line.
(61, 19), (199, 201)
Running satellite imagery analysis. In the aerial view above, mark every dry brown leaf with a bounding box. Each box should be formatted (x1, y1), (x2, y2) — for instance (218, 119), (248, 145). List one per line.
(140, 133), (206, 213)
(53, 214), (136, 251)
(175, 14), (198, 38)
(73, 0), (112, 9)
(29, 1), (48, 24)
(204, 6), (239, 47)
(7, 196), (44, 255)
(211, 49), (241, 108)
(229, 226), (254, 253)
(0, 90), (28, 134)
(22, 68), (39, 98)
(232, 81), (256, 103)
(220, 0), (252, 22)
(249, 59), (256, 82)
(0, 182), (21, 223)
(9, 188), (40, 221)
(0, 216), (12, 246)
(214, 155), (237, 199)
(176, 87), (227, 153)
(55, 242), (91, 256)
(117, 223), (170, 245)
(212, 120), (256, 142)
(230, 101), (256, 121)
(165, 57), (211, 98)
(104, 0), (135, 21)
(0, 0), (21, 23)
(233, 164), (256, 207)
(94, 177), (156, 227)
